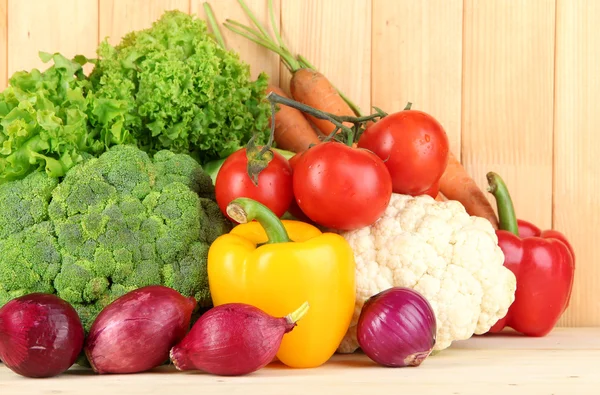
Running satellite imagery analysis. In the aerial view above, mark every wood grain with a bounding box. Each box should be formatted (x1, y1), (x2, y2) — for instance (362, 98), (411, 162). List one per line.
(1, 328), (599, 394)
(279, 0), (371, 113)
(461, 0), (556, 230)
(371, 0), (463, 155)
(99, 0), (190, 46)
(193, 0), (281, 82)
(554, 0), (600, 326)
(0, 0), (7, 90)
(7, 0), (98, 75)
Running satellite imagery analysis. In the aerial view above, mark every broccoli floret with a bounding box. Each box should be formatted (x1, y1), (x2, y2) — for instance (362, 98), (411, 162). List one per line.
(0, 222), (61, 305)
(0, 171), (58, 238)
(0, 144), (231, 330)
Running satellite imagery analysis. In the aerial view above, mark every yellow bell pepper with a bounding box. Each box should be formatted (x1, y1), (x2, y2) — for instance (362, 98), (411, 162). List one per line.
(207, 197), (356, 368)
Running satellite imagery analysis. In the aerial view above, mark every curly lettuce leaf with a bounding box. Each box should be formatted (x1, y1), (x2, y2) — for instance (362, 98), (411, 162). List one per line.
(88, 10), (271, 164)
(0, 52), (122, 184)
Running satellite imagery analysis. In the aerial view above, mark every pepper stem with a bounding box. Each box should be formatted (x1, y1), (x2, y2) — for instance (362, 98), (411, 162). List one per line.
(285, 301), (310, 325)
(486, 172), (519, 236)
(226, 197), (291, 243)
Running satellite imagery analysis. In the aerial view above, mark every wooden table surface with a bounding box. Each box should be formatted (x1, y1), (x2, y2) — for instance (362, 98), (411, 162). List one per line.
(2, 328), (599, 394)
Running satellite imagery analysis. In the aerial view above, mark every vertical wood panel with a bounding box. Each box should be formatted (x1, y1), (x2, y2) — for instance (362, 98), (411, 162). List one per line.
(554, 0), (600, 326)
(192, 0), (281, 82)
(0, 0), (7, 90)
(279, 0), (371, 113)
(371, 0), (463, 155)
(7, 0), (98, 75)
(461, 0), (555, 230)
(99, 0), (190, 46)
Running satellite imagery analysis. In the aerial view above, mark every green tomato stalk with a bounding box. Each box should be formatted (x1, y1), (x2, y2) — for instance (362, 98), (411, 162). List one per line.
(202, 146), (295, 185)
(265, 92), (386, 147)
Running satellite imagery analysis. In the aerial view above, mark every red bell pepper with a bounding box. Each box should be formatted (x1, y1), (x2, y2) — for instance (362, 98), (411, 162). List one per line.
(486, 172), (575, 337)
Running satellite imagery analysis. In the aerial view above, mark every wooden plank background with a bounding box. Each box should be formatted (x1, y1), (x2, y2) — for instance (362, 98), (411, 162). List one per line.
(0, 0), (597, 327)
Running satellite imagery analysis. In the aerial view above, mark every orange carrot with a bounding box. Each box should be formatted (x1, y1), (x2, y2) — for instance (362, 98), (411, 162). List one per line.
(438, 152), (499, 229)
(224, 0), (362, 145)
(289, 69), (356, 136)
(266, 84), (321, 153)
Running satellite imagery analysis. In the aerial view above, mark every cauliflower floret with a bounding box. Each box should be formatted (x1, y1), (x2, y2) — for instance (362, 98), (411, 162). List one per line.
(337, 193), (516, 353)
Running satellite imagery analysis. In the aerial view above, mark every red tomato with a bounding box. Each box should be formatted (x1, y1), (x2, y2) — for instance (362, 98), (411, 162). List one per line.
(286, 153), (312, 222)
(215, 148), (293, 221)
(357, 110), (449, 196)
(292, 142), (392, 231)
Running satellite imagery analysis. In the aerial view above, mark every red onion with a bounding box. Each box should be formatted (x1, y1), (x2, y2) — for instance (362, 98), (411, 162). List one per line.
(0, 293), (84, 378)
(84, 285), (197, 374)
(170, 301), (309, 376)
(357, 287), (436, 367)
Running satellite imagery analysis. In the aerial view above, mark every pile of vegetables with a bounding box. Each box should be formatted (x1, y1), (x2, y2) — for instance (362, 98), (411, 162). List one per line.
(0, 0), (576, 380)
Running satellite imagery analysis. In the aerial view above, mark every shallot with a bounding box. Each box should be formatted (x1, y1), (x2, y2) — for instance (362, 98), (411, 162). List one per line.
(84, 285), (197, 374)
(0, 293), (85, 378)
(170, 301), (309, 376)
(357, 287), (436, 367)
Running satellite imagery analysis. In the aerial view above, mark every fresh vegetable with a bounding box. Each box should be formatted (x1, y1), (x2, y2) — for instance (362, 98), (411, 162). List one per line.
(357, 104), (450, 196)
(0, 293), (84, 378)
(207, 197), (356, 368)
(0, 144), (231, 331)
(224, 0), (360, 138)
(293, 141), (393, 230)
(438, 152), (500, 229)
(0, 53), (107, 184)
(87, 10), (271, 164)
(357, 287), (436, 367)
(170, 301), (309, 376)
(285, 152), (313, 222)
(288, 68), (356, 136)
(335, 193), (517, 353)
(267, 84), (322, 152)
(202, 146), (295, 184)
(84, 285), (197, 374)
(267, 92), (392, 230)
(485, 172), (575, 337)
(215, 144), (294, 221)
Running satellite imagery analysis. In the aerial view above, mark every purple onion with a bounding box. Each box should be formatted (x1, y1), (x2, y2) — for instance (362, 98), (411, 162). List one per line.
(0, 293), (85, 378)
(357, 287), (436, 367)
(170, 301), (309, 376)
(84, 285), (197, 374)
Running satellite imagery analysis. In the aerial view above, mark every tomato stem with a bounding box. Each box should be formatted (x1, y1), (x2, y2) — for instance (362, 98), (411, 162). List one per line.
(266, 92), (385, 146)
(486, 172), (519, 236)
(227, 197), (291, 244)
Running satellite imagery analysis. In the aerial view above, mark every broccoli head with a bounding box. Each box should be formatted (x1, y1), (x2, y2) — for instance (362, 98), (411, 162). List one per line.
(0, 145), (231, 330)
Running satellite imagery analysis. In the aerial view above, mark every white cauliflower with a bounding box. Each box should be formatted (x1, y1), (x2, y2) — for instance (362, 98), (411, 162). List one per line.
(336, 193), (516, 353)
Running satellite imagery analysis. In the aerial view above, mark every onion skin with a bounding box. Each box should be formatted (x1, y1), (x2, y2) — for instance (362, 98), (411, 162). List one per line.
(357, 287), (436, 367)
(170, 301), (309, 376)
(0, 293), (85, 378)
(84, 285), (197, 374)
